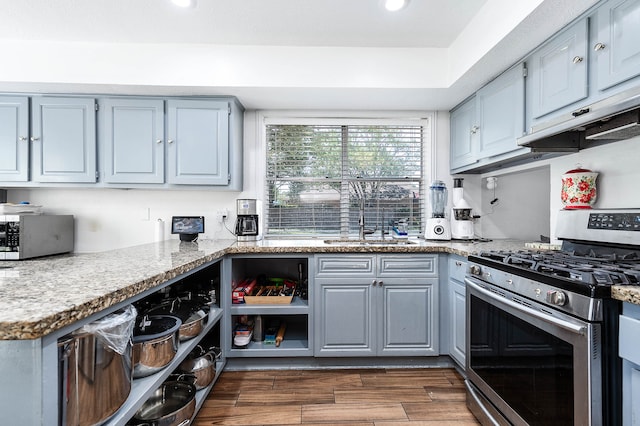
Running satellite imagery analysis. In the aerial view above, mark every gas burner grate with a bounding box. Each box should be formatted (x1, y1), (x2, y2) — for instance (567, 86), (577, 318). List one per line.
(478, 248), (640, 286)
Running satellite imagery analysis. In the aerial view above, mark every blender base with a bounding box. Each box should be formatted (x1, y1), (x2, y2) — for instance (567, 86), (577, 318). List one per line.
(425, 218), (451, 240)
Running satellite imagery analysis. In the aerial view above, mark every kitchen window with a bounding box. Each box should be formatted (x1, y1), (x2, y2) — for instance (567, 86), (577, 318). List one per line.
(265, 119), (425, 238)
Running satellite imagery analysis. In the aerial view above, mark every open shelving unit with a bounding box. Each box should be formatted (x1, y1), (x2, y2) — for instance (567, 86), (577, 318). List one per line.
(105, 306), (224, 425)
(225, 255), (312, 358)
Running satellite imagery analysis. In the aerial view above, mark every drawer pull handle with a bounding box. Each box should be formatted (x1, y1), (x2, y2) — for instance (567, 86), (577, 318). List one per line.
(572, 56), (584, 64)
(594, 42), (606, 51)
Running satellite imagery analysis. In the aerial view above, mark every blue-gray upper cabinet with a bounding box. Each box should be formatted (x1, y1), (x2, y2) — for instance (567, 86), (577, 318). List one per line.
(31, 97), (97, 183)
(99, 98), (165, 184)
(450, 96), (477, 170)
(0, 96), (29, 182)
(450, 63), (526, 173)
(167, 99), (230, 185)
(475, 63), (526, 158)
(594, 0), (640, 91)
(528, 18), (589, 120)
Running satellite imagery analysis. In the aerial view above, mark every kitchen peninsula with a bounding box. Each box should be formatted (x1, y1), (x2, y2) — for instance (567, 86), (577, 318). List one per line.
(1, 238), (638, 426)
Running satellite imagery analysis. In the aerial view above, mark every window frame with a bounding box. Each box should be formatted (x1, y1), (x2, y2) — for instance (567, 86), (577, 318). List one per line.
(258, 113), (435, 239)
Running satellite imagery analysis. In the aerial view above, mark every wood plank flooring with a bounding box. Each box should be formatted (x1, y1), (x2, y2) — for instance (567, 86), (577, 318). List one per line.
(193, 368), (480, 425)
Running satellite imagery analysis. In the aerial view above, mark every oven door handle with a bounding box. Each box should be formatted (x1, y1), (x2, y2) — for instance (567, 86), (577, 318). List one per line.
(465, 277), (588, 336)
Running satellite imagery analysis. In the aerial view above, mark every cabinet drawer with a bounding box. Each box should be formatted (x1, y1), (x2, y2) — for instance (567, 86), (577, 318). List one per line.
(377, 255), (437, 277)
(448, 256), (467, 283)
(315, 255), (375, 277)
(620, 314), (640, 366)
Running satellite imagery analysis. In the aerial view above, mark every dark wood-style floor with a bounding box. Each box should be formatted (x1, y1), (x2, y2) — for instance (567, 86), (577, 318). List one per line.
(193, 368), (480, 425)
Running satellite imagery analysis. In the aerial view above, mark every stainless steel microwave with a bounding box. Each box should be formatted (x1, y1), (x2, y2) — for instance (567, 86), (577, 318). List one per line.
(0, 214), (74, 260)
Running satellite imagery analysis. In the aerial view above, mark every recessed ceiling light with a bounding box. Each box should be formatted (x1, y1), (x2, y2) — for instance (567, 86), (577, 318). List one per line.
(384, 0), (408, 12)
(171, 0), (196, 8)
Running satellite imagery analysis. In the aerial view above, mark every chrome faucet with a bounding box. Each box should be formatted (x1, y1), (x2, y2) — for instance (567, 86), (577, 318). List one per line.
(359, 198), (366, 239)
(358, 198), (375, 240)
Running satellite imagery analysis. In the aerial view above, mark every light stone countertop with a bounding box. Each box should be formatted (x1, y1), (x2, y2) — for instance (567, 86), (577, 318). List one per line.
(611, 286), (640, 306)
(6, 236), (637, 340)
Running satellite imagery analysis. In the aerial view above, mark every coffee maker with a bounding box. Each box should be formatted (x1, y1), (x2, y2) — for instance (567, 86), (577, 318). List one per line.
(425, 180), (451, 240)
(451, 178), (474, 239)
(235, 199), (259, 241)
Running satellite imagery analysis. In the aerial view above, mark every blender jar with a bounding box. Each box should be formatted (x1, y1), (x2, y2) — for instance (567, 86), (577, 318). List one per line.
(429, 181), (448, 218)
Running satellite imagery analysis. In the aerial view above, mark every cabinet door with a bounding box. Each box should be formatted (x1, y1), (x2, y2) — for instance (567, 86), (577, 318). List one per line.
(167, 99), (229, 185)
(0, 96), (29, 182)
(100, 98), (165, 184)
(380, 279), (437, 356)
(450, 97), (477, 170)
(315, 279), (375, 356)
(595, 0), (640, 91)
(476, 63), (525, 158)
(31, 97), (97, 183)
(528, 18), (588, 119)
(448, 278), (466, 367)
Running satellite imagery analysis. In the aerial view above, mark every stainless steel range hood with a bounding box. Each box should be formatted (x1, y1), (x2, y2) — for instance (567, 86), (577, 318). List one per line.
(517, 86), (640, 152)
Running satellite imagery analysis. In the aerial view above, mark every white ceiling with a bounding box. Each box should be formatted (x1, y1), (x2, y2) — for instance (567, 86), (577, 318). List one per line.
(0, 0), (486, 48)
(0, 0), (599, 110)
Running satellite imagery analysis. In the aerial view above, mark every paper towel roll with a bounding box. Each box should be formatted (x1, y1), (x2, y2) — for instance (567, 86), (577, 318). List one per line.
(155, 218), (165, 241)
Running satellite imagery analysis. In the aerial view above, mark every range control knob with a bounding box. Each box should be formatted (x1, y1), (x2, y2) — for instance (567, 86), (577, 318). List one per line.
(546, 290), (567, 306)
(469, 265), (481, 276)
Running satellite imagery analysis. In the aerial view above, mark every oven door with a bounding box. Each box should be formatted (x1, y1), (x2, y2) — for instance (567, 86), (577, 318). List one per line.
(464, 276), (601, 426)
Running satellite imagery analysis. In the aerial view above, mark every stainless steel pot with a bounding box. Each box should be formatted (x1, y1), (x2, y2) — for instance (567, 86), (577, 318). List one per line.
(58, 306), (136, 426)
(178, 345), (220, 390)
(146, 299), (208, 342)
(131, 379), (196, 426)
(133, 315), (182, 378)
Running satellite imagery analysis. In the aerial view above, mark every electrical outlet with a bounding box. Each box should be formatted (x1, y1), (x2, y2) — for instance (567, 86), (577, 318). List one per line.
(216, 210), (226, 224)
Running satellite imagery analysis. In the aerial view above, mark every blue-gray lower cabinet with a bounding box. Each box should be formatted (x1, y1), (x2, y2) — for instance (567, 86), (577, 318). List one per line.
(314, 254), (439, 357)
(447, 255), (467, 368)
(619, 301), (640, 426)
(0, 96), (29, 182)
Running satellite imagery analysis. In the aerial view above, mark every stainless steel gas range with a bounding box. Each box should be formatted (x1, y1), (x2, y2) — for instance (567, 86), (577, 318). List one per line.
(465, 209), (640, 426)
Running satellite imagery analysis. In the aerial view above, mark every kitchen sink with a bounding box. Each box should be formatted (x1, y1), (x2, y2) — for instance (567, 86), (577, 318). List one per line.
(323, 238), (417, 246)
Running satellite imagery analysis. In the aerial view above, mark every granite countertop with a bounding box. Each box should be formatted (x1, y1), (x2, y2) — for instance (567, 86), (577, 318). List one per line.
(1, 237), (525, 340)
(4, 236), (636, 341)
(611, 286), (640, 306)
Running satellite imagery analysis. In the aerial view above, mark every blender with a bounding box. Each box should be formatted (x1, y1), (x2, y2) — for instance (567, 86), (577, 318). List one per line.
(451, 178), (474, 239)
(425, 180), (451, 240)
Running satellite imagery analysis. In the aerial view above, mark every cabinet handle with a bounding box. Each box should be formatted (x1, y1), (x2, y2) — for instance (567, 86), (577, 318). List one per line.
(156, 139), (163, 144)
(167, 139), (174, 144)
(372, 280), (377, 286)
(30, 136), (40, 141)
(572, 56), (584, 64)
(379, 280), (383, 286)
(594, 42), (606, 51)
(470, 125), (479, 134)
(18, 136), (27, 141)
(455, 261), (463, 266)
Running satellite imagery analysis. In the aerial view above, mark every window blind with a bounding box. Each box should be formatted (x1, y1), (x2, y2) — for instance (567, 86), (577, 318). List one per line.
(266, 123), (424, 237)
